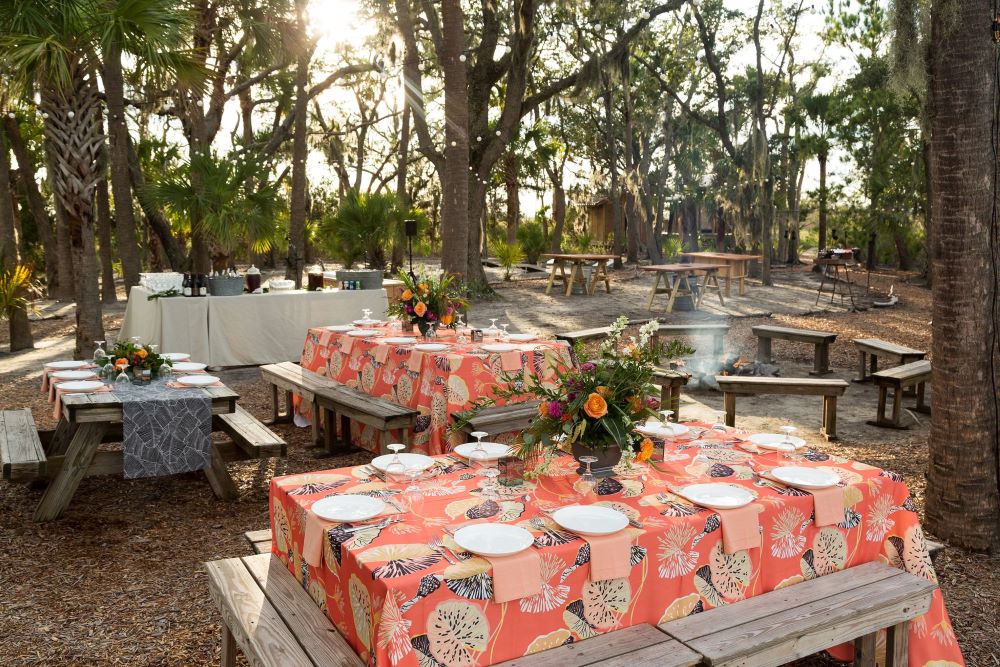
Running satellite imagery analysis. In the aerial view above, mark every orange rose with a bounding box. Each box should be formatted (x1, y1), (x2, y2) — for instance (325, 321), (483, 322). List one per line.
(401, 288), (413, 300)
(414, 301), (427, 317)
(440, 313), (453, 325)
(537, 402), (548, 417)
(595, 385), (611, 397)
(628, 395), (642, 413)
(137, 348), (148, 359)
(417, 282), (429, 294)
(115, 357), (128, 368)
(637, 438), (654, 462)
(583, 392), (608, 419)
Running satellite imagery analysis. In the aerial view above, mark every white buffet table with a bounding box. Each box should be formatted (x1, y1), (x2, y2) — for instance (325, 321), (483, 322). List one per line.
(120, 286), (388, 367)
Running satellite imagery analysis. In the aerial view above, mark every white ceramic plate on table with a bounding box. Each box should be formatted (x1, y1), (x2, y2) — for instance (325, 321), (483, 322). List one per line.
(747, 433), (807, 451)
(51, 370), (97, 381)
(482, 343), (517, 353)
(677, 483), (754, 510)
(414, 343), (449, 352)
(45, 360), (89, 370)
(453, 524), (535, 557)
(636, 421), (689, 438)
(325, 325), (356, 332)
(371, 453), (435, 474)
(769, 466), (840, 490)
(162, 353), (191, 362)
(384, 336), (417, 345)
(453, 442), (512, 462)
(551, 505), (629, 536)
(506, 333), (536, 342)
(353, 319), (384, 326)
(347, 329), (380, 337)
(175, 374), (220, 387)
(170, 362), (207, 373)
(311, 495), (385, 522)
(57, 380), (105, 393)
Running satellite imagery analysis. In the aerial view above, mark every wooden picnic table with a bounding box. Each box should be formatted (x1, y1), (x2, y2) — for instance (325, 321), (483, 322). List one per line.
(33, 385), (240, 522)
(641, 263), (727, 313)
(541, 253), (616, 296)
(679, 252), (761, 296)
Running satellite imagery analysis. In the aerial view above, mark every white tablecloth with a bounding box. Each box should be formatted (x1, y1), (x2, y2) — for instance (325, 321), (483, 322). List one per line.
(120, 286), (388, 367)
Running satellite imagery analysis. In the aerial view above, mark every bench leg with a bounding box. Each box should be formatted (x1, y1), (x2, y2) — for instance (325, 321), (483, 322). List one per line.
(669, 385), (681, 422)
(854, 632), (877, 666)
(723, 392), (736, 427)
(810, 343), (831, 376)
(885, 622), (909, 667)
(891, 387), (902, 426)
(204, 444), (239, 501)
(876, 385), (888, 422)
(310, 399), (322, 446)
(221, 622), (238, 667)
(822, 395), (838, 441)
(341, 414), (352, 450)
(854, 350), (868, 382)
(756, 337), (772, 365)
(33, 422), (108, 522)
(270, 384), (279, 423)
(319, 407), (339, 457)
(914, 382), (931, 414)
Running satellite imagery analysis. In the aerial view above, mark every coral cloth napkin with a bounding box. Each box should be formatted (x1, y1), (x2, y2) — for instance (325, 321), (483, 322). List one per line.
(374, 346), (391, 364)
(53, 385), (112, 420)
(340, 337), (355, 354)
(407, 350), (424, 372)
(48, 373), (99, 401)
(716, 505), (761, 554)
(584, 531), (633, 581)
(810, 486), (845, 527)
(485, 550), (543, 603)
(500, 350), (523, 372)
(303, 510), (336, 568)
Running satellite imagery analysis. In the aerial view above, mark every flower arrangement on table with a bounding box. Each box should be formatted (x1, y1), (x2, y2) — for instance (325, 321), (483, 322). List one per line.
(107, 340), (172, 379)
(387, 271), (468, 335)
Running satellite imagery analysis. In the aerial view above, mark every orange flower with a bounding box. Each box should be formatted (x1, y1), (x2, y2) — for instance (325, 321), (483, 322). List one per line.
(417, 282), (429, 294)
(440, 313), (453, 325)
(414, 301), (427, 317)
(137, 348), (148, 359)
(628, 395), (643, 413)
(537, 402), (549, 417)
(583, 392), (608, 419)
(115, 357), (128, 368)
(637, 438), (654, 462)
(401, 288), (413, 300)
(595, 385), (611, 397)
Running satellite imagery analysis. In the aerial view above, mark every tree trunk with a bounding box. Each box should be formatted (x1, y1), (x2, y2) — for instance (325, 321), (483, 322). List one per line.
(621, 58), (639, 264)
(818, 150), (828, 250)
(893, 230), (912, 270)
(287, 0), (310, 288)
(52, 191), (76, 302)
(0, 125), (32, 350)
(505, 154), (519, 244)
(550, 182), (566, 252)
(103, 45), (141, 295)
(602, 87), (624, 268)
(392, 104), (411, 272)
(440, 0), (471, 280)
(95, 175), (118, 304)
(924, 0), (999, 551)
(126, 136), (186, 270)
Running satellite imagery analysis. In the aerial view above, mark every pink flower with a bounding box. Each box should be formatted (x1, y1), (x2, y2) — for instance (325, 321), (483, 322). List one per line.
(646, 397), (661, 410)
(546, 401), (564, 419)
(405, 304), (414, 314)
(580, 362), (596, 372)
(426, 311), (436, 321)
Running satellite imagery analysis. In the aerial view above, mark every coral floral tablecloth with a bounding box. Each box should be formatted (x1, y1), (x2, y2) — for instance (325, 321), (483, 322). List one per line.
(269, 425), (964, 667)
(296, 326), (572, 455)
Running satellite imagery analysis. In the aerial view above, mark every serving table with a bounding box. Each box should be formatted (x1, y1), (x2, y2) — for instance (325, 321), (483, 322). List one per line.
(541, 253), (616, 296)
(296, 327), (572, 455)
(679, 252), (761, 297)
(642, 263), (727, 312)
(269, 424), (961, 667)
(120, 286), (388, 367)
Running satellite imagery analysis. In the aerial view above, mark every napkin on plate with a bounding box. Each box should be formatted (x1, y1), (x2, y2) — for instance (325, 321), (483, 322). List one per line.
(584, 531), (633, 581)
(716, 505), (761, 554)
(407, 350), (424, 372)
(53, 385), (112, 420)
(500, 350), (523, 372)
(810, 486), (845, 526)
(48, 373), (99, 401)
(484, 550), (543, 603)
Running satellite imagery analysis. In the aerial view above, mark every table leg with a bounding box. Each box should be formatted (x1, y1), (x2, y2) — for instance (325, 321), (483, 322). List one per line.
(204, 444), (240, 501)
(665, 274), (681, 313)
(545, 260), (557, 294)
(915, 382), (930, 414)
(269, 384), (279, 423)
(810, 343), (831, 376)
(891, 387), (902, 426)
(647, 273), (661, 310)
(822, 395), (838, 440)
(33, 422), (108, 522)
(885, 621), (909, 667)
(722, 264), (733, 297)
(855, 350), (868, 382)
(669, 385), (681, 422)
(564, 262), (579, 297)
(854, 633), (878, 667)
(710, 272), (724, 306)
(598, 261), (611, 293)
(723, 392), (736, 427)
(45, 418), (77, 456)
(221, 623), (238, 667)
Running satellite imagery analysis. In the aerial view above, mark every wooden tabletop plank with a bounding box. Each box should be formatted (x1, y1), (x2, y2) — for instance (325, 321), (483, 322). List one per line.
(491, 624), (682, 667)
(642, 263), (728, 273)
(680, 252), (762, 261)
(853, 338), (925, 356)
(873, 360), (932, 380)
(752, 324), (838, 342)
(542, 253), (617, 261)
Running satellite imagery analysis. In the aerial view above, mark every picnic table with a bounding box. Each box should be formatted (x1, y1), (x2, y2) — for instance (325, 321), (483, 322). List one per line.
(679, 252), (761, 296)
(641, 263), (727, 313)
(541, 253), (616, 296)
(269, 422), (961, 667)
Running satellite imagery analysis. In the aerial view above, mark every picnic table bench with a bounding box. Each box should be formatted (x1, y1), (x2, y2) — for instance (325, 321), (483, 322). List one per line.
(853, 339), (927, 383)
(716, 376), (849, 440)
(753, 324), (839, 376)
(868, 360), (932, 429)
(260, 361), (418, 454)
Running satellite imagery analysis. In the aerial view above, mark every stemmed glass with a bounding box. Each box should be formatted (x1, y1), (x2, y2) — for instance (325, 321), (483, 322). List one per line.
(780, 425), (799, 461)
(455, 313), (468, 344)
(401, 464), (425, 511)
(130, 336), (142, 345)
(485, 318), (500, 338)
(469, 431), (489, 463)
(99, 360), (116, 383)
(157, 363), (173, 380)
(499, 323), (510, 341)
(480, 465), (501, 501)
(361, 308), (373, 323)
(574, 456), (599, 501)
(93, 340), (107, 363)
(385, 443), (407, 476)
(712, 409), (727, 431)
(114, 362), (131, 385)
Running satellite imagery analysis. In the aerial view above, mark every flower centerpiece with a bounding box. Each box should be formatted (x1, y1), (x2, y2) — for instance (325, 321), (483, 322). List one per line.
(108, 340), (172, 381)
(387, 271), (468, 336)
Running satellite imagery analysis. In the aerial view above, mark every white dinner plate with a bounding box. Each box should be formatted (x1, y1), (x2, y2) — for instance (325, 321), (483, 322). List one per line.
(383, 337), (417, 345)
(636, 421), (689, 438)
(414, 343), (449, 352)
(506, 333), (536, 342)
(353, 319), (384, 326)
(347, 329), (380, 337)
(170, 361), (208, 373)
(162, 353), (191, 362)
(747, 433), (807, 452)
(453, 442), (513, 462)
(551, 505), (629, 536)
(51, 370), (98, 381)
(57, 380), (105, 393)
(325, 325), (356, 332)
(678, 483), (755, 510)
(453, 524), (535, 557)
(371, 453), (435, 474)
(45, 360), (89, 370)
(482, 343), (517, 353)
(311, 495), (386, 522)
(175, 374), (221, 387)
(769, 466), (840, 490)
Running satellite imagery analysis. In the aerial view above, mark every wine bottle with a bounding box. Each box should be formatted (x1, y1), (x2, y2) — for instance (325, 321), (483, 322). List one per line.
(182, 273), (192, 297)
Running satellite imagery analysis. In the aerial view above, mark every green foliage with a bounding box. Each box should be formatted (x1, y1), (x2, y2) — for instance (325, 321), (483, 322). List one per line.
(570, 232), (593, 254)
(318, 189), (425, 270)
(489, 239), (524, 280)
(661, 235), (683, 260)
(515, 222), (546, 264)
(0, 265), (39, 321)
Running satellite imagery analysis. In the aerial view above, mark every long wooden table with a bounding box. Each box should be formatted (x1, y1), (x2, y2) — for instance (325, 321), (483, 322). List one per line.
(642, 263), (727, 313)
(541, 253), (615, 296)
(679, 252), (761, 296)
(33, 385), (239, 522)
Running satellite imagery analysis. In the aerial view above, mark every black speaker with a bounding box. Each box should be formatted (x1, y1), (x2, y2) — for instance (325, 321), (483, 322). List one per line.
(404, 219), (417, 237)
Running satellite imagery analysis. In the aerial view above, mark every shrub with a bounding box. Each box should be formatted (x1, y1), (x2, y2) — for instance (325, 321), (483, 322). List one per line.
(661, 235), (683, 261)
(516, 222), (547, 264)
(490, 240), (524, 280)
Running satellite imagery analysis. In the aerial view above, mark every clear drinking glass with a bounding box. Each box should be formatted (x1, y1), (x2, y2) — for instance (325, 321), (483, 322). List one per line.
(500, 323), (510, 341)
(712, 409), (727, 431)
(157, 364), (172, 380)
(480, 466), (501, 501)
(470, 431), (489, 458)
(115, 363), (131, 384)
(99, 361), (116, 383)
(401, 465), (425, 511)
(574, 455), (599, 501)
(93, 340), (107, 363)
(385, 443), (406, 476)
(486, 318), (499, 338)
(780, 425), (799, 461)
(362, 308), (373, 323)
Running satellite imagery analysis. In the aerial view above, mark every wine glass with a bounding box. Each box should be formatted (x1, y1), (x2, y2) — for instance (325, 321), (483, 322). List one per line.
(780, 425), (799, 461)
(480, 465), (501, 501)
(456, 313), (468, 344)
(660, 409), (674, 423)
(499, 323), (510, 341)
(470, 431), (489, 459)
(130, 336), (142, 345)
(93, 340), (107, 363)
(401, 464), (425, 511)
(361, 308), (373, 323)
(574, 455), (599, 501)
(385, 443), (407, 476)
(157, 363), (173, 380)
(115, 362), (131, 385)
(486, 318), (499, 338)
(99, 361), (116, 383)
(712, 409), (727, 431)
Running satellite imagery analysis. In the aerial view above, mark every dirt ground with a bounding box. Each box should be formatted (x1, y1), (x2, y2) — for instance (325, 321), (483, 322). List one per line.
(0, 265), (996, 666)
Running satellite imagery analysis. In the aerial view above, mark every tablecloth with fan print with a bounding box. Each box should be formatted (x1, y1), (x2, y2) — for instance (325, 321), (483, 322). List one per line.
(269, 425), (963, 667)
(295, 327), (573, 455)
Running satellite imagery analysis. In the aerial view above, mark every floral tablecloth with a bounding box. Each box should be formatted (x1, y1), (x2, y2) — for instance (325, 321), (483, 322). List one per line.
(269, 426), (963, 667)
(296, 327), (573, 455)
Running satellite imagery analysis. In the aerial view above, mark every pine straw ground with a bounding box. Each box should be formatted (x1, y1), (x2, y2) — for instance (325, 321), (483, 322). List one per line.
(0, 267), (997, 666)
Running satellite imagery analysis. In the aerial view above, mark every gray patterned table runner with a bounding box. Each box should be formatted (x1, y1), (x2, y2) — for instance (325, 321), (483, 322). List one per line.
(116, 379), (213, 479)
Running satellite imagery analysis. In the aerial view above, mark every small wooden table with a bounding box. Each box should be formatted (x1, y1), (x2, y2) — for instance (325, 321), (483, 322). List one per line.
(814, 257), (857, 308)
(679, 252), (761, 296)
(34, 385), (240, 522)
(542, 253), (615, 296)
(642, 263), (727, 313)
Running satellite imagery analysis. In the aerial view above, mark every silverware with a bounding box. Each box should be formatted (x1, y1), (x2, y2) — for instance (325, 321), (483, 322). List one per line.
(438, 527), (470, 561)
(428, 536), (459, 565)
(342, 517), (401, 534)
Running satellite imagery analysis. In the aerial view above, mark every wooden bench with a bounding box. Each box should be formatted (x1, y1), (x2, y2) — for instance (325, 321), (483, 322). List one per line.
(853, 338), (926, 384)
(494, 624), (701, 666)
(0, 409), (46, 482)
(659, 561), (936, 667)
(555, 319), (657, 347)
(868, 360), (932, 429)
(213, 405), (286, 459)
(753, 324), (839, 376)
(244, 529), (272, 555)
(652, 368), (691, 421)
(260, 362), (418, 454)
(658, 323), (730, 358)
(454, 401), (541, 438)
(715, 376), (849, 440)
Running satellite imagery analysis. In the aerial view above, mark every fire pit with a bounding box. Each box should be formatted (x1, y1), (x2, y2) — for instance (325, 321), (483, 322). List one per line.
(670, 353), (779, 391)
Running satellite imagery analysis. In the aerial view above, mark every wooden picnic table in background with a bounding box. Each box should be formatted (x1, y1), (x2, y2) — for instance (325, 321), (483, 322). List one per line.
(679, 252), (761, 296)
(541, 253), (616, 296)
(641, 263), (727, 313)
